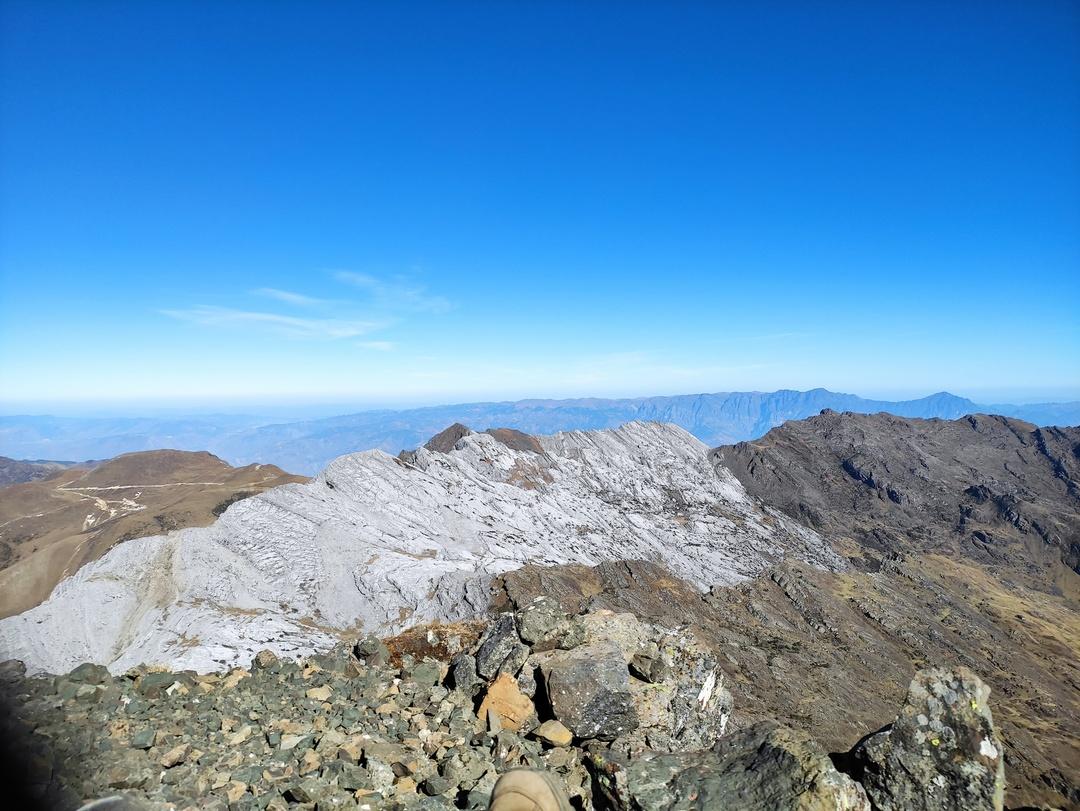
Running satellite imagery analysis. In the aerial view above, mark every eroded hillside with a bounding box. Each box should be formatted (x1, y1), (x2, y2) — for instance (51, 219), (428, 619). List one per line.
(0, 450), (305, 617)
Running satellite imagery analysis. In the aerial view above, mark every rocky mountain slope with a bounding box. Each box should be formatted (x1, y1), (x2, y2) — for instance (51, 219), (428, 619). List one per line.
(3, 412), (1078, 807)
(494, 555), (1079, 809)
(5, 389), (1079, 474)
(712, 411), (1080, 596)
(0, 455), (81, 486)
(0, 422), (839, 675)
(0, 450), (305, 618)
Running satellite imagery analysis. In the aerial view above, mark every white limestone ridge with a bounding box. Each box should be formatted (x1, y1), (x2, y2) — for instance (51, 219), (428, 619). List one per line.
(0, 421), (843, 674)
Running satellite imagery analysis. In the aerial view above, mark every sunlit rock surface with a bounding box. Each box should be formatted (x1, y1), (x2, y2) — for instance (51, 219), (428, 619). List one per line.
(0, 422), (841, 674)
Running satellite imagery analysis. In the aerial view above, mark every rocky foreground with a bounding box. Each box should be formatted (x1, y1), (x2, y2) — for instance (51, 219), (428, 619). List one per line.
(2, 600), (1011, 811)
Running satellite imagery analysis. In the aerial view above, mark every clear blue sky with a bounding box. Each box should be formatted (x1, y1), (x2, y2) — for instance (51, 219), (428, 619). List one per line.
(1, 0), (1078, 411)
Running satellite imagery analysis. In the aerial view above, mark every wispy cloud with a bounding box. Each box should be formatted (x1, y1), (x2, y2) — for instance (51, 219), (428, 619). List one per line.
(334, 271), (452, 314)
(164, 271), (450, 343)
(253, 288), (331, 308)
(162, 306), (386, 339)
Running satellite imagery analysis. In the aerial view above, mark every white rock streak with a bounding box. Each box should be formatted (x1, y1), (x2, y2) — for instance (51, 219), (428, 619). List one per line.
(0, 422), (842, 674)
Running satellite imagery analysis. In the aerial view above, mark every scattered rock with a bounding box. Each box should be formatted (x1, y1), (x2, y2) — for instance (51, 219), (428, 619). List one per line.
(0, 602), (1031, 811)
(251, 649), (279, 670)
(159, 743), (190, 768)
(475, 614), (521, 679)
(534, 720), (574, 747)
(449, 652), (483, 695)
(354, 635), (390, 666)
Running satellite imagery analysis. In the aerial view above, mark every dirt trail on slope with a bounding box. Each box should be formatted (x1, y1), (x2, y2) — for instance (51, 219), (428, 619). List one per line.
(0, 450), (305, 617)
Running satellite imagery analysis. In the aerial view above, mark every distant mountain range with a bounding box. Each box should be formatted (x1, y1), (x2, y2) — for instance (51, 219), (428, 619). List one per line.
(3, 388), (1079, 474)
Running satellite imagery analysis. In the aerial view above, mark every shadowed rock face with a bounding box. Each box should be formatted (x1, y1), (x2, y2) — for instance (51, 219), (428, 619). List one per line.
(592, 722), (871, 811)
(423, 422), (472, 453)
(844, 667), (1005, 811)
(712, 411), (1080, 596)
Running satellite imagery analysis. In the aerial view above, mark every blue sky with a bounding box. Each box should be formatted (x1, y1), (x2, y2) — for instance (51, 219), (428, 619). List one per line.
(1, 0), (1078, 411)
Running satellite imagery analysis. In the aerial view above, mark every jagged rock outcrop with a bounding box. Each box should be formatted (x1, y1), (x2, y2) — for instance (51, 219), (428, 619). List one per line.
(492, 555), (1080, 809)
(843, 668), (1005, 811)
(0, 422), (841, 675)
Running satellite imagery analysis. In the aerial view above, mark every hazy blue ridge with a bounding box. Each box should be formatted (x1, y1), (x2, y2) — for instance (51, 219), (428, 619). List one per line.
(2, 389), (1077, 475)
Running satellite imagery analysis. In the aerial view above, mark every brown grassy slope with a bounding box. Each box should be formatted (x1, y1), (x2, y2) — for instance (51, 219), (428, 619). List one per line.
(0, 450), (305, 617)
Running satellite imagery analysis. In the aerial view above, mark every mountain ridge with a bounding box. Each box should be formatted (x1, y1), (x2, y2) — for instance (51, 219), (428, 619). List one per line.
(0, 421), (840, 675)
(4, 388), (1078, 475)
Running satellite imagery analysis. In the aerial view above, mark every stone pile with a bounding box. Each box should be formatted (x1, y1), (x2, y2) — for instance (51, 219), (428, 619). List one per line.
(0, 603), (1012, 811)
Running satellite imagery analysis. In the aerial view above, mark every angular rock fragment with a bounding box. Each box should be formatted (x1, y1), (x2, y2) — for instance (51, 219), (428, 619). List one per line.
(845, 667), (1005, 811)
(591, 721), (869, 811)
(477, 672), (535, 732)
(542, 640), (639, 741)
(354, 634), (391, 666)
(534, 719), (574, 747)
(475, 614), (521, 679)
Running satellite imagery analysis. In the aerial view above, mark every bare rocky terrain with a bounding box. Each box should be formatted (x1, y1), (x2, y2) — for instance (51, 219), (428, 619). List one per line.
(712, 411), (1080, 597)
(0, 601), (1009, 811)
(0, 412), (1077, 809)
(0, 450), (305, 617)
(0, 422), (838, 675)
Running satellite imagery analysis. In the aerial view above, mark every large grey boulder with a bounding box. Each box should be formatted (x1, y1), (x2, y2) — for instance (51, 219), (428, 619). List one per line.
(591, 721), (869, 811)
(847, 667), (1005, 811)
(541, 640), (639, 741)
(574, 611), (732, 753)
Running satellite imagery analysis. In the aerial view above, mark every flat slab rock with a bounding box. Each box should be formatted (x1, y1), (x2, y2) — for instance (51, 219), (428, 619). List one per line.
(0, 421), (841, 675)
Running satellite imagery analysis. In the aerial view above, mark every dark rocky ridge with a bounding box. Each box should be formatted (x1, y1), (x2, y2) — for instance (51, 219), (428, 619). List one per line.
(712, 411), (1080, 596)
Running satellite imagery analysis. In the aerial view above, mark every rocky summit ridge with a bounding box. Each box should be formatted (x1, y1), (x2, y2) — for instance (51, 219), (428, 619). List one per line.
(0, 421), (837, 675)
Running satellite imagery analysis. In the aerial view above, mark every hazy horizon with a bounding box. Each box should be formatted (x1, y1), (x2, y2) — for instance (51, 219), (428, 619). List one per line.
(3, 384), (1080, 422)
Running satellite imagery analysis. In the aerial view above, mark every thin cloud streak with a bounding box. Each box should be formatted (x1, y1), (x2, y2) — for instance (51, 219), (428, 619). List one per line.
(162, 306), (387, 339)
(334, 271), (452, 314)
(253, 288), (332, 307)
